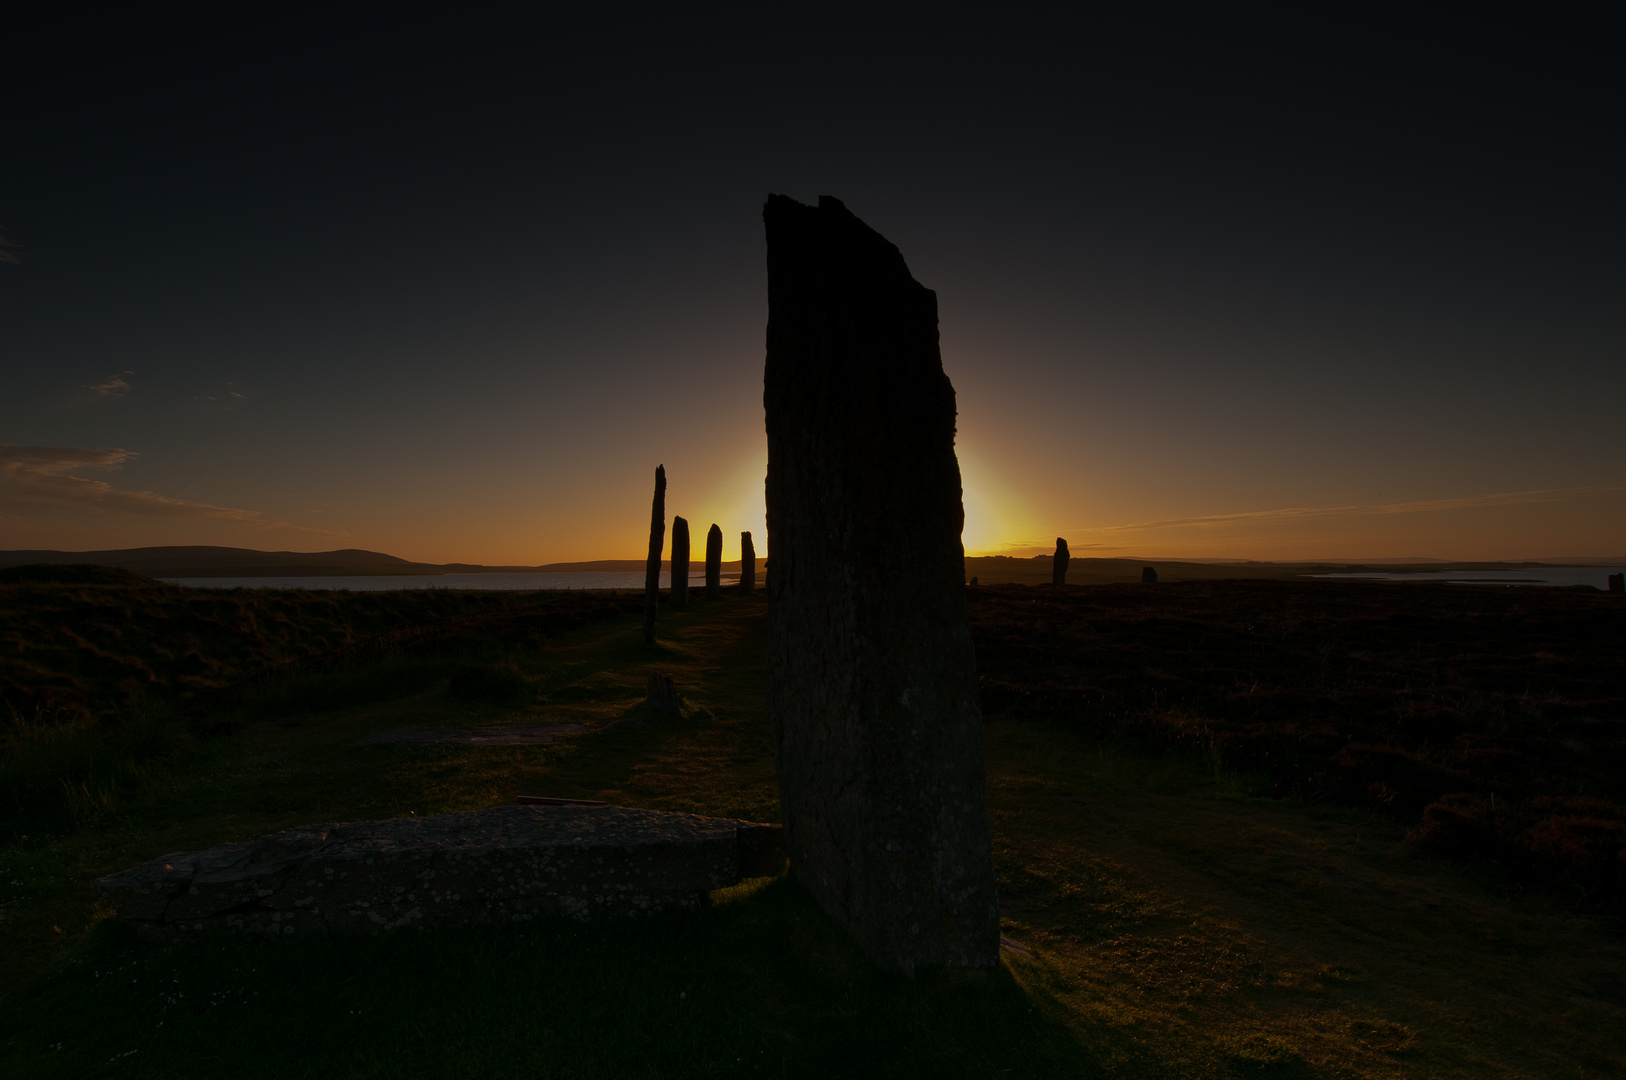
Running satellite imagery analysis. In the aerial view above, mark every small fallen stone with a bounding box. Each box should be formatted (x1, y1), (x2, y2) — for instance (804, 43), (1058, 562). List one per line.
(356, 723), (584, 747)
(646, 673), (683, 714)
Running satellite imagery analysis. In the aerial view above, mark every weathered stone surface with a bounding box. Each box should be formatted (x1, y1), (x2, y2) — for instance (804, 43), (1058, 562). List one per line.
(762, 193), (998, 973)
(671, 516), (691, 607)
(705, 524), (723, 597)
(740, 531), (756, 594)
(643, 466), (666, 644)
(1142, 566), (1159, 584)
(646, 672), (683, 713)
(1053, 538), (1070, 586)
(96, 805), (784, 934)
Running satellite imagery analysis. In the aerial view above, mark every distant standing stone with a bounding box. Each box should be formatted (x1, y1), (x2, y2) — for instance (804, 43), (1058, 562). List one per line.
(740, 531), (756, 594)
(762, 193), (998, 973)
(671, 516), (691, 607)
(1142, 566), (1158, 584)
(642, 466), (666, 644)
(705, 524), (723, 597)
(969, 576), (979, 586)
(1610, 572), (1624, 594)
(1053, 538), (1070, 586)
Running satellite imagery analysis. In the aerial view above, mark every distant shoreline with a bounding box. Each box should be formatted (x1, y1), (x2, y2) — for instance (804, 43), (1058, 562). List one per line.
(3, 545), (1622, 582)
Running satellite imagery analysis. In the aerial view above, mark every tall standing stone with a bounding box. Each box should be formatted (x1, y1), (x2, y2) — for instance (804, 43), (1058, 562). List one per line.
(1141, 565), (1158, 584)
(1052, 537), (1070, 586)
(762, 194), (998, 973)
(705, 524), (723, 597)
(740, 531), (756, 594)
(642, 466), (666, 645)
(671, 516), (691, 607)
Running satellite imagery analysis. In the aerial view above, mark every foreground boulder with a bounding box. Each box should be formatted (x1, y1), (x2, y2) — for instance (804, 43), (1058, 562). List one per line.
(97, 804), (784, 934)
(761, 194), (998, 974)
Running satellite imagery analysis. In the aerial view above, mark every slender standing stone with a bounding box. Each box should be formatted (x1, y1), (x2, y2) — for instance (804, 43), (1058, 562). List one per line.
(762, 194), (998, 973)
(740, 531), (756, 594)
(1141, 565), (1158, 584)
(705, 524), (723, 597)
(671, 516), (691, 607)
(1052, 537), (1070, 586)
(642, 466), (666, 644)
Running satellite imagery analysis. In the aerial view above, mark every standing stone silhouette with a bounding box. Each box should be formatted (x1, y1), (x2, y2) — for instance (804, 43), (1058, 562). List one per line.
(1141, 565), (1158, 584)
(1052, 538), (1070, 586)
(740, 531), (756, 594)
(671, 516), (690, 607)
(705, 524), (723, 597)
(641, 466), (666, 645)
(762, 193), (998, 973)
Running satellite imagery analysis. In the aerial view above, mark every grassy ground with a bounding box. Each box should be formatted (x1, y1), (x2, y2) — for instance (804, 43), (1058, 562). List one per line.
(1, 587), (1623, 1077)
(970, 580), (1626, 904)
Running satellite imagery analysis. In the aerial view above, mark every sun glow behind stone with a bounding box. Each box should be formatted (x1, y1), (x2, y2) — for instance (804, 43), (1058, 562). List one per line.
(692, 450), (768, 562)
(958, 446), (1032, 556)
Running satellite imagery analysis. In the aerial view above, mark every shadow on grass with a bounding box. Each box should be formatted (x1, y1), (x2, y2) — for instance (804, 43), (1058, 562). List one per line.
(8, 877), (1091, 1079)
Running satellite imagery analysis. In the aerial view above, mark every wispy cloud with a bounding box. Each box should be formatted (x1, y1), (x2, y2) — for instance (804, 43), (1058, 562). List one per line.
(83, 372), (134, 398)
(194, 381), (247, 411)
(1076, 486), (1621, 535)
(0, 445), (345, 536)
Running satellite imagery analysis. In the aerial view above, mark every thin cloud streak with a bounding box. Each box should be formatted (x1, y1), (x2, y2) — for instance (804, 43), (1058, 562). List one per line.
(82, 372), (134, 398)
(1077, 486), (1623, 535)
(0, 445), (346, 536)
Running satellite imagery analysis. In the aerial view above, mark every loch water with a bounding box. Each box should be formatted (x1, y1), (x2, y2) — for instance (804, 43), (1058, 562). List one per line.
(157, 572), (738, 592)
(1311, 566), (1626, 589)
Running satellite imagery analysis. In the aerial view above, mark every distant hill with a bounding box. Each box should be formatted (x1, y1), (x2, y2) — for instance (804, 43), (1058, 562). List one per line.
(6, 545), (1611, 582)
(0, 546), (439, 578)
(0, 546), (752, 578)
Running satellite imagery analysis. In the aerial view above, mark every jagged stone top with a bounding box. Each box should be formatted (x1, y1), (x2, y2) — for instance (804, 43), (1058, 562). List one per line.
(98, 804), (767, 892)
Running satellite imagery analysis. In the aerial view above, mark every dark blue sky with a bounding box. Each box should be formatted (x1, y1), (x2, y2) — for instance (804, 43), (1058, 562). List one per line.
(3, 10), (1620, 561)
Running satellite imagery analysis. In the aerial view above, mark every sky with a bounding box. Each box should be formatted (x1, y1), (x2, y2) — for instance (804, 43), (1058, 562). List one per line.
(2, 10), (1621, 564)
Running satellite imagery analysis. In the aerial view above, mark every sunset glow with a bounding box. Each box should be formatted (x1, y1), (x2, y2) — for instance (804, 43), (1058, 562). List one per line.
(1, 17), (1618, 568)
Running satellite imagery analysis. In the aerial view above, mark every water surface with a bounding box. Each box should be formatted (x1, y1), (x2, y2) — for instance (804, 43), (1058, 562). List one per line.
(1311, 566), (1625, 589)
(158, 572), (737, 592)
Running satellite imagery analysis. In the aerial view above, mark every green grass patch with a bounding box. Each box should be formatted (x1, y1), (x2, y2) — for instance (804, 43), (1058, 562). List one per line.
(2, 584), (1623, 1077)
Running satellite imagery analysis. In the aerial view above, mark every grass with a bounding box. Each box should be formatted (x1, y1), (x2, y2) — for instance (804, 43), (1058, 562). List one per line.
(970, 579), (1626, 904)
(2, 584), (1624, 1077)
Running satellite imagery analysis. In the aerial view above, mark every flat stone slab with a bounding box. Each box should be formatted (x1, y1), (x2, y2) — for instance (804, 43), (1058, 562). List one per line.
(97, 804), (785, 935)
(356, 723), (585, 746)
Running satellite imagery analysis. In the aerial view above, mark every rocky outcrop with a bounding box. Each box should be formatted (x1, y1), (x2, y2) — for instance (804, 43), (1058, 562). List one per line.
(1053, 538), (1070, 586)
(705, 524), (723, 597)
(643, 466), (666, 644)
(761, 194), (998, 974)
(671, 516), (691, 607)
(740, 531), (756, 594)
(96, 804), (785, 934)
